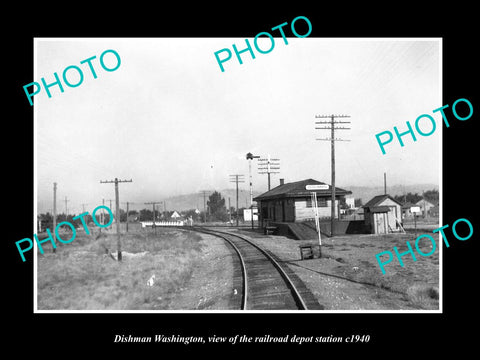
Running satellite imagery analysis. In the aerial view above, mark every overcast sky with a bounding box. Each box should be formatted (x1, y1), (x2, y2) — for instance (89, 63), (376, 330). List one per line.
(35, 38), (441, 214)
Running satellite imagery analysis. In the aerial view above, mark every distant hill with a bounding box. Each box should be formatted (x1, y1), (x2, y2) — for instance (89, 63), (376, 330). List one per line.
(163, 188), (264, 212)
(159, 184), (439, 212)
(344, 184), (439, 205)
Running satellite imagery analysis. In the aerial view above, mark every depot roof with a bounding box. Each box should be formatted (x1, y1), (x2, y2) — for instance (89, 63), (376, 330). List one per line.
(364, 194), (402, 208)
(253, 178), (351, 201)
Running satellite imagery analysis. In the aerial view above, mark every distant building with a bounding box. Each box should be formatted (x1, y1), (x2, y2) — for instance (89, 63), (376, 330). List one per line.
(345, 195), (355, 209)
(415, 199), (436, 217)
(401, 201), (416, 219)
(430, 204), (439, 217)
(127, 214), (138, 222)
(253, 178), (352, 225)
(364, 194), (403, 234)
(243, 208), (258, 222)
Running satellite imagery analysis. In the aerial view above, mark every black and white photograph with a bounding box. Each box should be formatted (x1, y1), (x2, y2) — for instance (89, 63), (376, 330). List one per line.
(6, 6), (479, 354)
(32, 37), (442, 313)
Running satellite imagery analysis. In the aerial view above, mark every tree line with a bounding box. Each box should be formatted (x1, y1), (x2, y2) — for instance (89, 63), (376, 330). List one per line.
(392, 189), (439, 205)
(38, 191), (237, 230)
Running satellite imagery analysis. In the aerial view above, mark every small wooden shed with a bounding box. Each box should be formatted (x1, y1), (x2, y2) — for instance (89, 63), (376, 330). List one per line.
(364, 194), (403, 234)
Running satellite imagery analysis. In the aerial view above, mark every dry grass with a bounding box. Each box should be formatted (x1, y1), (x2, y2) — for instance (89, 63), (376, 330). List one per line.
(406, 284), (439, 309)
(37, 228), (205, 310)
(236, 230), (440, 310)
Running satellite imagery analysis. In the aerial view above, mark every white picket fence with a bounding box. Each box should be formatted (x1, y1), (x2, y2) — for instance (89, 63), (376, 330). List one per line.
(140, 221), (184, 228)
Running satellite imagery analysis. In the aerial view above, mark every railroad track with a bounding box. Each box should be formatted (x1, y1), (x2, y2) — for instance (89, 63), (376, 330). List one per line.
(189, 227), (323, 311)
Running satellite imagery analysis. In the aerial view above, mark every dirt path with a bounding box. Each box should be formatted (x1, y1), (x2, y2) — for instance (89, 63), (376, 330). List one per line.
(232, 229), (439, 311)
(168, 232), (237, 310)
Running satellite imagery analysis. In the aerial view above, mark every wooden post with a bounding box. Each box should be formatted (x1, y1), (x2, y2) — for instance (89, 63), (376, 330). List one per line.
(384, 172), (387, 195)
(236, 175), (239, 226)
(53, 182), (57, 253)
(331, 115), (335, 236)
(100, 178), (132, 261)
(126, 201), (129, 233)
(414, 213), (417, 237)
(114, 178), (122, 261)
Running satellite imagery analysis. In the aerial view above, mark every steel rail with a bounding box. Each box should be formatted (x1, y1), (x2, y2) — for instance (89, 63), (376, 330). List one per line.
(192, 226), (308, 310)
(190, 227), (248, 310)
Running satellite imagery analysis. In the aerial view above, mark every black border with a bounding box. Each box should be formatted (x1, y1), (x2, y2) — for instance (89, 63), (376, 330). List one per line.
(6, 5), (479, 354)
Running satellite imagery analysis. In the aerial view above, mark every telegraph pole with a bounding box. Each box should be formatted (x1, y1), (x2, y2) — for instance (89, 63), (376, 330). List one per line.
(384, 173), (387, 195)
(122, 201), (130, 232)
(258, 155), (280, 191)
(315, 114), (351, 236)
(145, 201), (162, 234)
(53, 182), (57, 253)
(126, 201), (129, 232)
(229, 174), (245, 226)
(199, 191), (211, 223)
(101, 198), (105, 227)
(100, 178), (133, 261)
(64, 196), (70, 220)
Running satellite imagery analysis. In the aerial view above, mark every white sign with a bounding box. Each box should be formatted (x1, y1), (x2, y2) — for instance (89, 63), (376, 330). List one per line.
(243, 209), (258, 221)
(306, 184), (329, 190)
(410, 206), (421, 214)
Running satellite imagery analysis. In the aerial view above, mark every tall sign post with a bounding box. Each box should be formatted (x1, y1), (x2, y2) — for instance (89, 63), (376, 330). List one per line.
(411, 206), (421, 237)
(307, 184), (329, 257)
(246, 152), (260, 229)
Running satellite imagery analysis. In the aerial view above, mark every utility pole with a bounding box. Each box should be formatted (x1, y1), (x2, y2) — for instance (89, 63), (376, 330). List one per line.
(104, 199), (115, 225)
(228, 197), (232, 225)
(315, 114), (351, 236)
(123, 201), (129, 232)
(384, 172), (387, 195)
(53, 182), (57, 254)
(145, 201), (162, 234)
(199, 191), (211, 223)
(101, 198), (106, 227)
(246, 152), (260, 229)
(229, 174), (245, 226)
(100, 178), (133, 261)
(80, 203), (88, 233)
(258, 155), (280, 191)
(423, 191), (426, 218)
(64, 196), (70, 220)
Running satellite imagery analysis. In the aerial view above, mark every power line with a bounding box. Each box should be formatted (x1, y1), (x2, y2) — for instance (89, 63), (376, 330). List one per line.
(198, 190), (213, 223)
(122, 201), (130, 232)
(229, 174), (245, 226)
(258, 154), (280, 191)
(53, 182), (57, 254)
(100, 178), (133, 261)
(315, 114), (351, 236)
(81, 203), (88, 214)
(64, 196), (70, 217)
(144, 201), (162, 234)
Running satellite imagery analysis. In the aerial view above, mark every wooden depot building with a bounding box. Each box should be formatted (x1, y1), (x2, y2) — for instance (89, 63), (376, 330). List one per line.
(253, 178), (352, 225)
